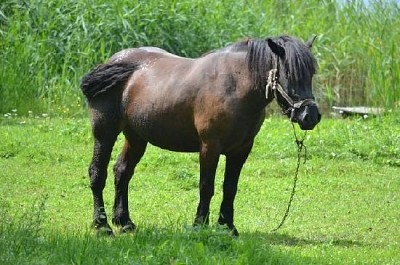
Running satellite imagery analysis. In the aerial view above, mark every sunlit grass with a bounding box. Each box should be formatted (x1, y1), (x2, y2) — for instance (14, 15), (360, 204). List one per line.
(0, 113), (399, 264)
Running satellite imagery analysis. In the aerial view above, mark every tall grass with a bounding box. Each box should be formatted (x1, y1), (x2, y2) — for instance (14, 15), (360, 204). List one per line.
(1, 0), (399, 115)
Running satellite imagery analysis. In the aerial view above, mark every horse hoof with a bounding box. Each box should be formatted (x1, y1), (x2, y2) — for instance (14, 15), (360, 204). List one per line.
(193, 214), (210, 228)
(231, 227), (239, 237)
(192, 223), (209, 233)
(217, 223), (239, 237)
(121, 221), (136, 233)
(95, 225), (114, 237)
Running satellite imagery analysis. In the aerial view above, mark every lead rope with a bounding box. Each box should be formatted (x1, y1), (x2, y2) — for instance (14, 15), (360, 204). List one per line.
(270, 122), (307, 232)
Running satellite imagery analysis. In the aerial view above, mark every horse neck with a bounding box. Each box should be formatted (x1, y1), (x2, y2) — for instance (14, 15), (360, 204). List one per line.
(250, 63), (277, 109)
(236, 55), (274, 111)
(208, 51), (272, 111)
(245, 50), (279, 108)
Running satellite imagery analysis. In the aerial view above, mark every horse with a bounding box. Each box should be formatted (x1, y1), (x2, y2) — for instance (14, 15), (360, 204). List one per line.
(80, 35), (321, 236)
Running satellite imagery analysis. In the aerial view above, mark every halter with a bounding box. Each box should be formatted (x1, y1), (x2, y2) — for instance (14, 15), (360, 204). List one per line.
(265, 68), (316, 119)
(266, 68), (312, 232)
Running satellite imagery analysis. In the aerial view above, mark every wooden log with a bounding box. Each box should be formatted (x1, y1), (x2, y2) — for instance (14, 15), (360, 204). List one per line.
(332, 106), (384, 118)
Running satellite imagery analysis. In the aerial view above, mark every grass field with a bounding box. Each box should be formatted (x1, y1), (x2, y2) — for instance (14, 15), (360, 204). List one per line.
(0, 111), (399, 264)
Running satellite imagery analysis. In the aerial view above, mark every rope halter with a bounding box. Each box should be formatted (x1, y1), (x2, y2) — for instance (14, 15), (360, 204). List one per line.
(265, 68), (316, 118)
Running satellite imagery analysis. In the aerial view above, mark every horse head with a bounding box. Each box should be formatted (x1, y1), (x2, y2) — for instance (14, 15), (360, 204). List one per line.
(266, 36), (321, 130)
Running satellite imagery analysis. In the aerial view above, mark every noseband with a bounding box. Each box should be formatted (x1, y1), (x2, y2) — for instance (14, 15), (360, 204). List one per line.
(266, 68), (316, 118)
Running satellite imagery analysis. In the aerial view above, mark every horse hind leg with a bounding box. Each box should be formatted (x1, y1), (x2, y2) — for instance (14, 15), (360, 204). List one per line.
(112, 135), (147, 233)
(88, 108), (121, 236)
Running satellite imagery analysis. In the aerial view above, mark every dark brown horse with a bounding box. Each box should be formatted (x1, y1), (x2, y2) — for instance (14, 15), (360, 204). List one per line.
(80, 35), (321, 236)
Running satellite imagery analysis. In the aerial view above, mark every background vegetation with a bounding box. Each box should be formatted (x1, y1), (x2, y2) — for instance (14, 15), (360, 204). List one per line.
(1, 0), (399, 115)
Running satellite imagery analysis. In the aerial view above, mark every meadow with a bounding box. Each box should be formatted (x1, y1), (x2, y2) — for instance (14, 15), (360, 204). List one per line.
(0, 111), (399, 264)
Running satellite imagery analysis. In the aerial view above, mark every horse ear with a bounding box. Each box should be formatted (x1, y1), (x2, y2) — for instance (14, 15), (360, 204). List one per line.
(305, 35), (317, 49)
(267, 38), (285, 57)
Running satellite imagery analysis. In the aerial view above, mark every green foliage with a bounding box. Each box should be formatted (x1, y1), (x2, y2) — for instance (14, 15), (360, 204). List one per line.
(0, 198), (47, 264)
(0, 114), (399, 264)
(1, 0), (399, 115)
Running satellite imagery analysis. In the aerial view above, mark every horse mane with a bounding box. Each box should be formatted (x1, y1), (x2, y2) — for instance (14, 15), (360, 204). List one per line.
(246, 35), (317, 90)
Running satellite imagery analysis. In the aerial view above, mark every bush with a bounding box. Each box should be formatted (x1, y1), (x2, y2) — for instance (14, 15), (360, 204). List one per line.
(1, 0), (399, 115)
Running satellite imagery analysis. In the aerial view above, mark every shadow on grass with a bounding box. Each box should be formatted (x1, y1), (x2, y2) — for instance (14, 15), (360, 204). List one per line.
(0, 199), (351, 265)
(0, 208), (332, 265)
(252, 232), (364, 247)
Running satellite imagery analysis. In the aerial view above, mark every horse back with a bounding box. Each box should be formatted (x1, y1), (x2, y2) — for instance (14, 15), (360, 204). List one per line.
(100, 47), (264, 154)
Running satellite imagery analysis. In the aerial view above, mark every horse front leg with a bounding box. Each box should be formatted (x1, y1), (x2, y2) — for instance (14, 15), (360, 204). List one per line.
(112, 137), (147, 233)
(218, 142), (254, 236)
(193, 140), (221, 227)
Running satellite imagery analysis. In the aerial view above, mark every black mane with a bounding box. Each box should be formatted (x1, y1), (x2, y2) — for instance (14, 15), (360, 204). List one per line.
(246, 35), (317, 90)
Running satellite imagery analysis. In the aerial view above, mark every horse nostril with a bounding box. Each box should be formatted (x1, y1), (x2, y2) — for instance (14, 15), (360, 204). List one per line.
(317, 113), (321, 122)
(304, 114), (310, 123)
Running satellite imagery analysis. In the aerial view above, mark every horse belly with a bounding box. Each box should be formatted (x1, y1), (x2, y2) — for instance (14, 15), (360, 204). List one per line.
(128, 112), (200, 152)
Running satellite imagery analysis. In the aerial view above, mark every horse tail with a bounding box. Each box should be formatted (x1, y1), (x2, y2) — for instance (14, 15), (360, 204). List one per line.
(80, 62), (139, 99)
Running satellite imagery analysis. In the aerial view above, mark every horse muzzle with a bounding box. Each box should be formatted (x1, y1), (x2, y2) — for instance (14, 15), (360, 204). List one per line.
(291, 104), (321, 130)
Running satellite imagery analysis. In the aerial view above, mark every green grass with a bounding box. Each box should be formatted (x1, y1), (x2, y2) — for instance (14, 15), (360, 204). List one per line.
(0, 112), (399, 264)
(1, 0), (400, 114)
